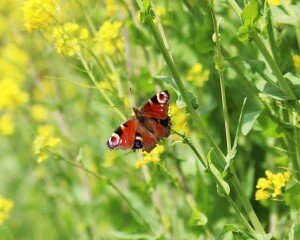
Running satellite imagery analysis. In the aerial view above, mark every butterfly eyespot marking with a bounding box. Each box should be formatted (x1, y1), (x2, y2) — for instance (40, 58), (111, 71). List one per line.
(157, 91), (169, 104)
(107, 133), (120, 149)
(133, 134), (143, 149)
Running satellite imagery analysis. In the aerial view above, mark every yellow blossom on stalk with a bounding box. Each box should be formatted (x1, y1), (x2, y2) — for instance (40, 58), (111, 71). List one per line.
(170, 104), (189, 140)
(187, 63), (210, 88)
(0, 79), (29, 109)
(30, 104), (49, 122)
(135, 145), (164, 168)
(95, 21), (124, 55)
(0, 114), (15, 136)
(293, 55), (300, 75)
(52, 23), (89, 56)
(0, 197), (14, 225)
(23, 0), (58, 32)
(255, 170), (291, 200)
(33, 125), (61, 163)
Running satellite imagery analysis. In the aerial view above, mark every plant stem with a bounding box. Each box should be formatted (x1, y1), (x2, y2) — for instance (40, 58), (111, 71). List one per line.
(250, 31), (300, 115)
(266, 8), (280, 66)
(77, 52), (126, 120)
(209, 3), (232, 154)
(172, 131), (256, 234)
(55, 154), (154, 233)
(143, 9), (266, 235)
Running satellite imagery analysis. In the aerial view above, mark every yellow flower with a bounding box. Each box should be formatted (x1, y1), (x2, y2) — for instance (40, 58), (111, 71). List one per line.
(23, 0), (58, 32)
(187, 63), (210, 88)
(0, 79), (29, 110)
(105, 0), (117, 15)
(52, 23), (89, 56)
(255, 189), (271, 201)
(255, 170), (291, 201)
(30, 104), (49, 122)
(293, 55), (300, 75)
(135, 145), (164, 168)
(0, 114), (15, 135)
(0, 197), (14, 225)
(95, 21), (124, 55)
(267, 0), (281, 6)
(170, 104), (189, 140)
(33, 125), (61, 163)
(102, 151), (117, 168)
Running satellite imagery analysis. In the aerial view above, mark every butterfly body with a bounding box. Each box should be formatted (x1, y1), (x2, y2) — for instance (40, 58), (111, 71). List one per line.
(107, 91), (171, 153)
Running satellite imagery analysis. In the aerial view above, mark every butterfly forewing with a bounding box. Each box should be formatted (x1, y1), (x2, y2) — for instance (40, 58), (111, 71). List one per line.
(107, 118), (137, 150)
(141, 91), (170, 119)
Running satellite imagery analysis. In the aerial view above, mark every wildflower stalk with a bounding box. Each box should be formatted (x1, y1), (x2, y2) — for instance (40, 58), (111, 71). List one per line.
(209, 2), (232, 154)
(266, 9), (280, 66)
(250, 31), (300, 114)
(142, 5), (266, 235)
(53, 152), (154, 233)
(227, 0), (300, 114)
(172, 130), (256, 235)
(76, 52), (126, 120)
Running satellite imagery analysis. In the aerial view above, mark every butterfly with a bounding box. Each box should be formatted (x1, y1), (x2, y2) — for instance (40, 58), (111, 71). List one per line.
(107, 90), (171, 153)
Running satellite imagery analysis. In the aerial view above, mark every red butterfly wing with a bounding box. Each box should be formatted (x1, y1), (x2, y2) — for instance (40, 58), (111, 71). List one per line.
(137, 118), (171, 153)
(141, 90), (170, 119)
(107, 118), (138, 150)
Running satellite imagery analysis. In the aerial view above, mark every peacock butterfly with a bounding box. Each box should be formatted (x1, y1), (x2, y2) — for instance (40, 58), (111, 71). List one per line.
(107, 90), (171, 153)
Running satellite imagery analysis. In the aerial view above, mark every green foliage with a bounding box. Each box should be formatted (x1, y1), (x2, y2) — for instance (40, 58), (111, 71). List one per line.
(237, 0), (262, 41)
(1, 0), (300, 239)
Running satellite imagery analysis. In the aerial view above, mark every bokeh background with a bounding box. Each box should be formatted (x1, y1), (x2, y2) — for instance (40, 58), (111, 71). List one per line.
(1, 0), (300, 239)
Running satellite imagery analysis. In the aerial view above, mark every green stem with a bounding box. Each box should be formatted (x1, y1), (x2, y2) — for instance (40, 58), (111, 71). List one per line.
(55, 154), (154, 233)
(250, 31), (300, 115)
(172, 131), (255, 234)
(266, 8), (280, 66)
(77, 52), (126, 120)
(144, 10), (266, 235)
(209, 3), (232, 154)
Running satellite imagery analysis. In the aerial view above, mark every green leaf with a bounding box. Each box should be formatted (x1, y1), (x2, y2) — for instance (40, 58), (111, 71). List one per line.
(284, 183), (300, 210)
(284, 73), (300, 99)
(207, 149), (230, 196)
(226, 98), (247, 162)
(241, 110), (261, 136)
(237, 0), (262, 41)
(217, 224), (256, 240)
(223, 98), (247, 177)
(244, 59), (266, 75)
(259, 82), (293, 100)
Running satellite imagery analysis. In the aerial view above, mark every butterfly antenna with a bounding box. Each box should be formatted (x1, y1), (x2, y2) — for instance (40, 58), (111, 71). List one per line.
(129, 86), (135, 108)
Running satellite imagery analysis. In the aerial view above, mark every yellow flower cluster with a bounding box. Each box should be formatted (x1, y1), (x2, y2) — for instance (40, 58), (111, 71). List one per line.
(170, 103), (189, 139)
(0, 114), (15, 136)
(267, 0), (281, 6)
(23, 0), (58, 32)
(187, 63), (210, 88)
(0, 197), (14, 225)
(30, 104), (49, 122)
(33, 125), (61, 163)
(135, 145), (164, 168)
(255, 170), (291, 200)
(0, 44), (29, 135)
(105, 0), (117, 15)
(293, 54), (300, 75)
(95, 21), (124, 55)
(52, 23), (89, 56)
